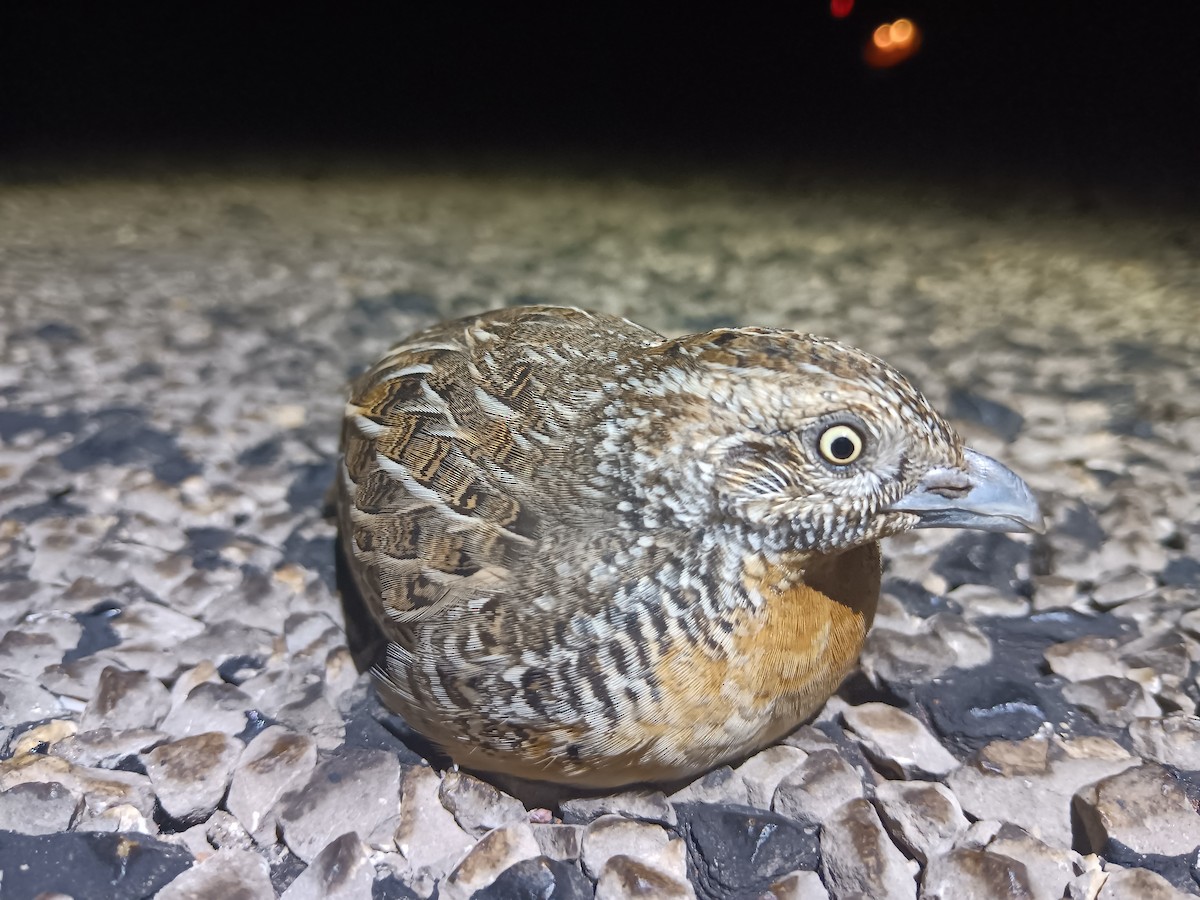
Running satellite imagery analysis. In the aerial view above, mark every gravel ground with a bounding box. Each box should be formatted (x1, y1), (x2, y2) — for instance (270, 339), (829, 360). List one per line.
(0, 164), (1198, 899)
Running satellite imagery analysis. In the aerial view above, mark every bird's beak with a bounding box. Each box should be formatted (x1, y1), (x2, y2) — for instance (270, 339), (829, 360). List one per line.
(887, 448), (1044, 534)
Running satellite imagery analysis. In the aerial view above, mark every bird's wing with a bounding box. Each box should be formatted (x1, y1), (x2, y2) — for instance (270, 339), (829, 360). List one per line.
(338, 306), (661, 637)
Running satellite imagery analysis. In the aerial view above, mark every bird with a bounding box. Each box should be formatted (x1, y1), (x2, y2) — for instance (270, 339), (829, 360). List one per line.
(336, 305), (1041, 788)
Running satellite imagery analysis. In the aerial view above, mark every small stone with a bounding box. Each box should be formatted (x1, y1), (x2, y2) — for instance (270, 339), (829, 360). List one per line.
(1119, 631), (1194, 682)
(560, 788), (676, 826)
(0, 754), (156, 818)
(927, 612), (993, 667)
(1043, 636), (1122, 682)
(73, 801), (156, 835)
(947, 740), (1137, 848)
(946, 584), (1030, 620)
(1031, 575), (1082, 611)
(277, 747), (401, 863)
(0, 630), (65, 677)
(860, 628), (955, 686)
(763, 870), (829, 900)
(472, 856), (593, 900)
(50, 727), (166, 769)
(581, 814), (673, 880)
(1061, 675), (1160, 727)
(226, 725), (318, 843)
(532, 823), (583, 861)
(1074, 763), (1200, 858)
(675, 802), (819, 899)
(977, 824), (1082, 900)
(143, 731), (243, 824)
(0, 781), (83, 834)
(841, 702), (960, 779)
(158, 848), (275, 900)
(819, 798), (916, 900)
(80, 667), (171, 731)
(735, 745), (808, 808)
(438, 769), (528, 837)
(921, 848), (1034, 899)
(392, 765), (475, 895)
(595, 855), (696, 900)
(874, 780), (968, 864)
(158, 681), (255, 739)
(976, 736), (1049, 777)
(1128, 715), (1200, 769)
(1097, 867), (1192, 900)
(668, 765), (750, 806)
(10, 718), (77, 756)
(278, 834), (373, 900)
(772, 749), (864, 826)
(1090, 569), (1156, 609)
(440, 822), (541, 900)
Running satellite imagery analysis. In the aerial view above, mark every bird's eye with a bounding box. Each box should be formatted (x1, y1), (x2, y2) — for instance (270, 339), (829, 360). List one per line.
(818, 424), (864, 465)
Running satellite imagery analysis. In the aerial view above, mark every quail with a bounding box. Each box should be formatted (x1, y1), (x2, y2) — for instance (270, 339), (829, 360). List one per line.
(337, 306), (1041, 787)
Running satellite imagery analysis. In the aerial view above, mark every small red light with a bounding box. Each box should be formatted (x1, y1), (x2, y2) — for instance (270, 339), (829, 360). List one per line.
(830, 0), (854, 19)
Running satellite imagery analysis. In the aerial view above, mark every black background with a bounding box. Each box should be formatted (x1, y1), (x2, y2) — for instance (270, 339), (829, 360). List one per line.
(2, 2), (1196, 195)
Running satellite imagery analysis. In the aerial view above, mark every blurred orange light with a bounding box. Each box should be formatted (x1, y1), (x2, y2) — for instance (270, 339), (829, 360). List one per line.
(830, 0), (854, 18)
(865, 18), (921, 68)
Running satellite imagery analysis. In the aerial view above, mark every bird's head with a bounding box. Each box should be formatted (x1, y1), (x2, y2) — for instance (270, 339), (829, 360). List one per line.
(610, 328), (1042, 555)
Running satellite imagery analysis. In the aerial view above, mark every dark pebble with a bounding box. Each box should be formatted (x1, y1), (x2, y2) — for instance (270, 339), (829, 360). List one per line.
(675, 802), (820, 900)
(472, 856), (593, 900)
(0, 829), (192, 900)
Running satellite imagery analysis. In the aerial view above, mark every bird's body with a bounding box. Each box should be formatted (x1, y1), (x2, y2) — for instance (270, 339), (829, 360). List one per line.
(337, 306), (1040, 787)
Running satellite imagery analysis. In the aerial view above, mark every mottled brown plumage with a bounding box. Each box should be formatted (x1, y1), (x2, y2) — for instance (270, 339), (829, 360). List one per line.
(337, 306), (1040, 786)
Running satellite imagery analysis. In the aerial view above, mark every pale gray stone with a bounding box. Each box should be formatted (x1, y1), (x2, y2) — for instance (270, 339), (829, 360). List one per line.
(1074, 763), (1200, 857)
(40, 654), (125, 702)
(921, 848), (1034, 899)
(392, 766), (475, 896)
(78, 666), (171, 732)
(278, 747), (401, 863)
(773, 749), (865, 826)
(438, 769), (528, 838)
(1062, 676), (1160, 727)
(1043, 636), (1123, 682)
(532, 823), (583, 861)
(841, 702), (959, 779)
(820, 798), (916, 900)
(560, 788), (676, 826)
(0, 754), (156, 818)
(947, 740), (1138, 848)
(158, 681), (255, 739)
(874, 780), (968, 864)
(581, 814), (673, 880)
(927, 612), (993, 667)
(440, 822), (541, 900)
(0, 673), (66, 725)
(143, 731), (243, 824)
(49, 727), (166, 768)
(982, 823), (1083, 900)
(1128, 715), (1200, 769)
(281, 832), (375, 900)
(736, 745), (808, 809)
(1090, 569), (1156, 609)
(1097, 867), (1191, 900)
(860, 628), (955, 686)
(763, 870), (830, 900)
(0, 781), (82, 834)
(595, 855), (697, 900)
(947, 584), (1031, 619)
(0, 630), (65, 678)
(226, 725), (318, 842)
(158, 848), (275, 900)
(668, 766), (750, 806)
